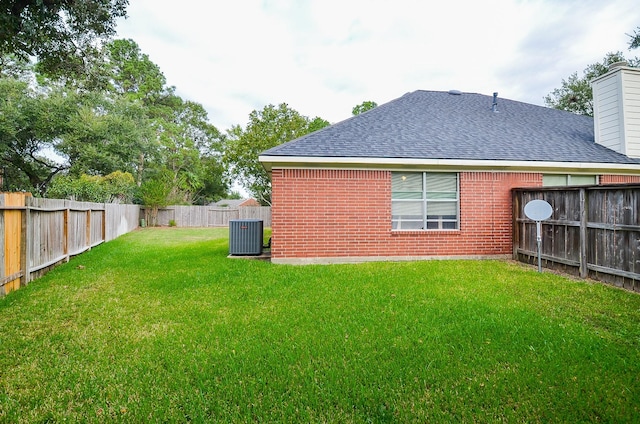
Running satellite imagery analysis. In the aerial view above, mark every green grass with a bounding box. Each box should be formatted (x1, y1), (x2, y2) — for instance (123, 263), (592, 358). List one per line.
(1, 228), (640, 423)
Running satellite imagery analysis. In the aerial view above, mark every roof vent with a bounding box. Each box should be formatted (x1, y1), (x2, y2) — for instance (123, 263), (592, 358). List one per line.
(448, 89), (462, 95)
(492, 92), (499, 112)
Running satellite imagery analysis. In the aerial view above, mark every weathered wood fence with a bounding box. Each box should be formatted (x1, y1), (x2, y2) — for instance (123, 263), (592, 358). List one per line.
(1, 193), (140, 296)
(141, 206), (272, 227)
(2, 195), (271, 296)
(513, 184), (640, 291)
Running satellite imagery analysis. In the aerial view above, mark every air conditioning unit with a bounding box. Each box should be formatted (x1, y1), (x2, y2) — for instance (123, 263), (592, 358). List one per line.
(229, 219), (263, 255)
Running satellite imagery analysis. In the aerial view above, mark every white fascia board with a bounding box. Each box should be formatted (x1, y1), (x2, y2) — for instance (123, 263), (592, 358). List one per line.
(258, 155), (640, 174)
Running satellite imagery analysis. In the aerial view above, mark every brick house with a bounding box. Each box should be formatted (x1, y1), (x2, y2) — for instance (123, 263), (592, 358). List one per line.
(212, 198), (260, 208)
(260, 64), (640, 264)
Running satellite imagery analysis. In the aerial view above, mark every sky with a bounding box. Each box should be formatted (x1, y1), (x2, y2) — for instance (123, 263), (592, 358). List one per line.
(115, 0), (640, 132)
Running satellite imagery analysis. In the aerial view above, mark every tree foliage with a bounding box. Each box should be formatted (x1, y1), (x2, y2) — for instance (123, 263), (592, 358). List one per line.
(543, 52), (639, 116)
(0, 0), (128, 78)
(1, 38), (230, 203)
(308, 116), (331, 133)
(59, 93), (153, 179)
(629, 26), (640, 50)
(0, 77), (75, 193)
(352, 100), (378, 115)
(545, 27), (640, 116)
(46, 171), (136, 203)
(224, 103), (326, 205)
(139, 170), (174, 226)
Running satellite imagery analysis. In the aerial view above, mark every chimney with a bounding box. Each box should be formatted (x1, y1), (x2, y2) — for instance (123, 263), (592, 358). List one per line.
(591, 63), (640, 158)
(492, 92), (498, 112)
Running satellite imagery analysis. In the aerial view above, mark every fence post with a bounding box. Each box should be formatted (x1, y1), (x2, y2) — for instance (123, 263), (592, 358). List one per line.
(579, 188), (588, 278)
(64, 207), (69, 262)
(86, 209), (91, 251)
(21, 203), (31, 286)
(512, 190), (520, 259)
(0, 194), (5, 296)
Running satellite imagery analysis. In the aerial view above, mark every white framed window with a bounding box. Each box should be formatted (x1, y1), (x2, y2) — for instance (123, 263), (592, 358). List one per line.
(391, 172), (459, 230)
(542, 174), (597, 187)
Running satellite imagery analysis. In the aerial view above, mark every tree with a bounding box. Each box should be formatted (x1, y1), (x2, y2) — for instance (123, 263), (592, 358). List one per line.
(545, 27), (640, 116)
(194, 155), (230, 205)
(352, 100), (378, 115)
(544, 52), (639, 116)
(224, 103), (323, 205)
(102, 38), (167, 103)
(2, 38), (232, 201)
(58, 93), (153, 179)
(0, 77), (75, 193)
(629, 26), (640, 50)
(95, 39), (227, 202)
(47, 39), (227, 201)
(308, 116), (331, 133)
(46, 171), (136, 203)
(139, 170), (173, 226)
(0, 0), (128, 78)
(147, 97), (226, 204)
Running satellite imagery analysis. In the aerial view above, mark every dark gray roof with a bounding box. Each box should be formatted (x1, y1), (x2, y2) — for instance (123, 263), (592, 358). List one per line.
(262, 90), (640, 164)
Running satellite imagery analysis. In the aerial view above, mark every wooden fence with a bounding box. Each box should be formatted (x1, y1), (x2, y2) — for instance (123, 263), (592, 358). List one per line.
(1, 194), (140, 296)
(1, 195), (270, 296)
(142, 206), (272, 227)
(513, 184), (640, 291)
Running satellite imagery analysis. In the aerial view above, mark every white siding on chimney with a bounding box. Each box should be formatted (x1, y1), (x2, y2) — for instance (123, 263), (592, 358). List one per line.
(592, 66), (640, 158)
(624, 71), (640, 158)
(593, 72), (622, 152)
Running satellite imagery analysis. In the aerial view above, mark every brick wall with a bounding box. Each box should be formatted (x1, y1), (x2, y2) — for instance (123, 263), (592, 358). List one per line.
(270, 169), (543, 261)
(599, 175), (640, 184)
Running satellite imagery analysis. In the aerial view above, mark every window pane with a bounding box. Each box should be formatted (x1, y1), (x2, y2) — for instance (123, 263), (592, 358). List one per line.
(393, 220), (423, 230)
(426, 221), (458, 230)
(392, 173), (422, 199)
(392, 201), (423, 217)
(542, 175), (567, 186)
(427, 201), (457, 216)
(569, 175), (596, 186)
(425, 173), (457, 198)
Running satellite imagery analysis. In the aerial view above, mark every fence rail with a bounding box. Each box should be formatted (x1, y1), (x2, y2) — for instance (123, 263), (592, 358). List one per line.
(513, 184), (640, 292)
(1, 194), (140, 296)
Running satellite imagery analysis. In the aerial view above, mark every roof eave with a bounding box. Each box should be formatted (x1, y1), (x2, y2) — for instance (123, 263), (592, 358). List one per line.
(258, 155), (640, 175)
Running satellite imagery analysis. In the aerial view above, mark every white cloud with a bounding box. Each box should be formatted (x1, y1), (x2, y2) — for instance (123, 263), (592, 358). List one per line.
(116, 0), (640, 131)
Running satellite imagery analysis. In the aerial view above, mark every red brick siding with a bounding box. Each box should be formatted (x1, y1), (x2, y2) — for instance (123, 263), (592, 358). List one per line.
(271, 169), (390, 258)
(271, 169), (543, 259)
(599, 175), (640, 184)
(240, 198), (260, 207)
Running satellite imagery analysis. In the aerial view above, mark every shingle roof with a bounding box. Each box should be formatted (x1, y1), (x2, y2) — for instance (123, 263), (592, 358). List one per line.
(261, 90), (640, 165)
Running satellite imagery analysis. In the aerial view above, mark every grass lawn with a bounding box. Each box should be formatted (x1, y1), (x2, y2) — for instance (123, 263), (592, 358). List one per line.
(1, 228), (640, 423)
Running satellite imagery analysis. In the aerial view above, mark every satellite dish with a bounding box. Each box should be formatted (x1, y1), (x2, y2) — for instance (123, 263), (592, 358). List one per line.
(523, 199), (553, 273)
(524, 199), (553, 221)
